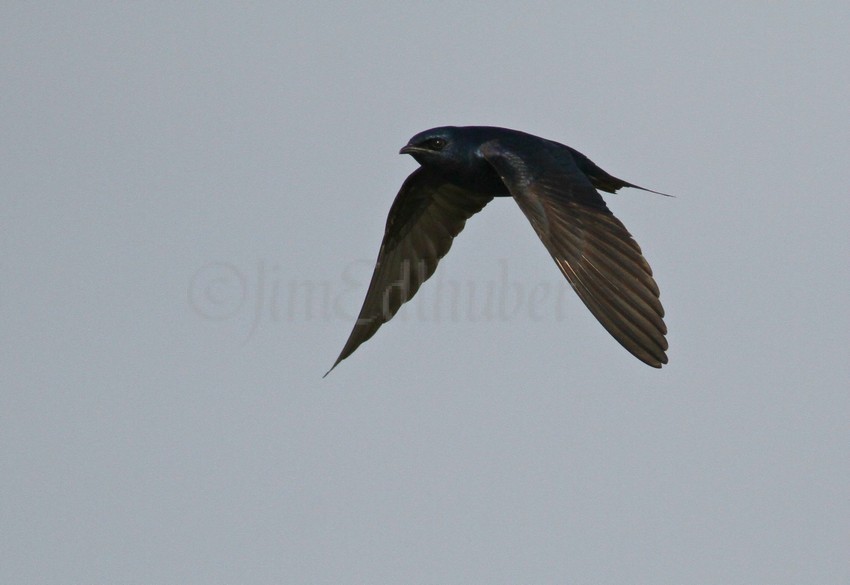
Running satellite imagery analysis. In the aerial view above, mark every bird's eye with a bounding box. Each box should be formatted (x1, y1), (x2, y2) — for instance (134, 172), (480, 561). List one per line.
(425, 138), (447, 151)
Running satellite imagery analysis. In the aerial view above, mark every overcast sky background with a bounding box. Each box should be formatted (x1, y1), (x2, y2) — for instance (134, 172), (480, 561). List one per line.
(3, 3), (849, 584)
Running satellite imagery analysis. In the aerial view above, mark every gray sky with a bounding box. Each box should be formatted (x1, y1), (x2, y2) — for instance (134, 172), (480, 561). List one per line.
(3, 3), (849, 584)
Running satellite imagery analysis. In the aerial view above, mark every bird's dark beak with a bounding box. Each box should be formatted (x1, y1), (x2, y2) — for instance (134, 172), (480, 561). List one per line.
(399, 144), (421, 155)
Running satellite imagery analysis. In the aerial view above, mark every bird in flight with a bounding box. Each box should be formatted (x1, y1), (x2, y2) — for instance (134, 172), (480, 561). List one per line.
(326, 126), (669, 376)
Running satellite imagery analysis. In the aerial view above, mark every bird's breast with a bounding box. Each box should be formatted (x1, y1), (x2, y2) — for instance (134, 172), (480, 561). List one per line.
(450, 163), (510, 197)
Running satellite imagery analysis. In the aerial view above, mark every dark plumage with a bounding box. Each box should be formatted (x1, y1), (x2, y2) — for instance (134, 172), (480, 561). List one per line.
(326, 126), (669, 375)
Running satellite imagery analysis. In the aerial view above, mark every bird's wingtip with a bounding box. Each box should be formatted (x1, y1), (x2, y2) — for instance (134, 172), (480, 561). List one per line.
(323, 358), (342, 378)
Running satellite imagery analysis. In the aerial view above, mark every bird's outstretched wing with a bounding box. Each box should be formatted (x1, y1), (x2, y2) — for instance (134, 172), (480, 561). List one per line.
(326, 168), (493, 376)
(480, 140), (668, 367)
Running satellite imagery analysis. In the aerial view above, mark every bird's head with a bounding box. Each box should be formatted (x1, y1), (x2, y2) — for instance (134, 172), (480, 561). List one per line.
(399, 127), (468, 169)
(400, 126), (509, 193)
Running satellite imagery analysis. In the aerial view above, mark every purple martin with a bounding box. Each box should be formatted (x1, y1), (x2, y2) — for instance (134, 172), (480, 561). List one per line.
(326, 126), (669, 375)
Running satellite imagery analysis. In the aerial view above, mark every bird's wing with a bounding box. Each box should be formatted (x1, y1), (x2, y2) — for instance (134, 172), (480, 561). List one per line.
(326, 167), (493, 375)
(480, 140), (668, 367)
